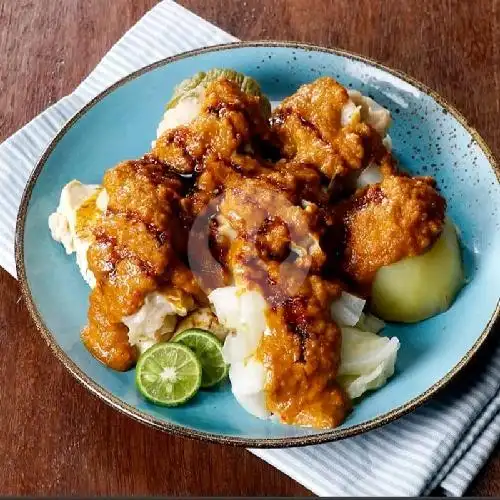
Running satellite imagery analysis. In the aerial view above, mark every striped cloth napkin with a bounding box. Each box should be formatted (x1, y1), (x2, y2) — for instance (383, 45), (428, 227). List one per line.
(1, 1), (499, 496)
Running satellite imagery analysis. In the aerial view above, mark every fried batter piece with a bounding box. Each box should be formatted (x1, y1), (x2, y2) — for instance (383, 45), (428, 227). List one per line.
(338, 170), (446, 288)
(272, 77), (391, 184)
(181, 133), (350, 427)
(226, 235), (350, 428)
(82, 158), (202, 371)
(152, 78), (273, 175)
(217, 175), (327, 271)
(262, 276), (350, 429)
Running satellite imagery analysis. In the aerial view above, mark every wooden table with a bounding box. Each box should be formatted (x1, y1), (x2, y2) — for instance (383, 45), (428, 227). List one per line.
(1, 0), (499, 495)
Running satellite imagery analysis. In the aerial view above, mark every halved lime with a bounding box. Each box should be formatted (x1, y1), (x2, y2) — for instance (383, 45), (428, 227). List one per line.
(173, 328), (228, 388)
(135, 342), (202, 406)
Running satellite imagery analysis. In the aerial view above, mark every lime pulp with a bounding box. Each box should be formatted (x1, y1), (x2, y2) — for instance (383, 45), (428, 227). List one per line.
(173, 328), (229, 388)
(135, 342), (202, 406)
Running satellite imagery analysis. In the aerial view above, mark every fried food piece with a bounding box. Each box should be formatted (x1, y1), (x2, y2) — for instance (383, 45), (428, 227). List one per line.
(82, 259), (154, 371)
(82, 306), (137, 372)
(339, 172), (446, 287)
(103, 158), (183, 229)
(259, 160), (330, 206)
(272, 77), (390, 183)
(152, 78), (272, 175)
(212, 176), (350, 428)
(229, 235), (349, 428)
(83, 159), (202, 370)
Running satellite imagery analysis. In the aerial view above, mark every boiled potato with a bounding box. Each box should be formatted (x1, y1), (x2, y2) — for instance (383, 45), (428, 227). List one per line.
(371, 219), (464, 323)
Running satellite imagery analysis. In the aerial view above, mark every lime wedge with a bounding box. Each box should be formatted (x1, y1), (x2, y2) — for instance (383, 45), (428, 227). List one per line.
(136, 343), (202, 406)
(173, 328), (229, 388)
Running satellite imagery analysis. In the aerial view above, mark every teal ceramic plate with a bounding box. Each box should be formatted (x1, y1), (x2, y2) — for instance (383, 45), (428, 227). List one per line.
(16, 42), (500, 447)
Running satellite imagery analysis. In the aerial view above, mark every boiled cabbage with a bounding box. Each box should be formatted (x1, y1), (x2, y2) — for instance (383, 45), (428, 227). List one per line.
(229, 358), (271, 419)
(338, 327), (399, 399)
(155, 69), (272, 142)
(330, 291), (366, 327)
(371, 219), (464, 323)
(208, 286), (270, 419)
(356, 164), (383, 189)
(209, 286), (268, 364)
(356, 312), (386, 334)
(167, 68), (271, 116)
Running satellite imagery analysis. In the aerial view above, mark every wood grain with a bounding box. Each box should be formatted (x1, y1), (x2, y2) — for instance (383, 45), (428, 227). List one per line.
(0, 0), (498, 495)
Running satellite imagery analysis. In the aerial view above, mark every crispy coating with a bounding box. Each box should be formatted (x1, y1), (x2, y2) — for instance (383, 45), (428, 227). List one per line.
(338, 171), (446, 287)
(152, 78), (272, 174)
(83, 159), (202, 371)
(103, 159), (182, 229)
(272, 77), (391, 183)
(226, 236), (349, 428)
(82, 285), (138, 371)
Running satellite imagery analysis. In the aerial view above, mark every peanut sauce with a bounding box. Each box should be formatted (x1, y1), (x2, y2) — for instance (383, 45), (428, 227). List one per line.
(80, 77), (445, 428)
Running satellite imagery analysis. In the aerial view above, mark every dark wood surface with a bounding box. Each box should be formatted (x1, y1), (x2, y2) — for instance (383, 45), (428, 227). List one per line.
(0, 0), (499, 495)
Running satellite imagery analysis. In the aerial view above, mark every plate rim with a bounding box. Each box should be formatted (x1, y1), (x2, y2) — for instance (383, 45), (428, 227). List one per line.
(15, 40), (500, 448)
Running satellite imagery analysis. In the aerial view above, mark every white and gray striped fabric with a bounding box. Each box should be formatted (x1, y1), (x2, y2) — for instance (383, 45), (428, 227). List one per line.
(1, 1), (498, 496)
